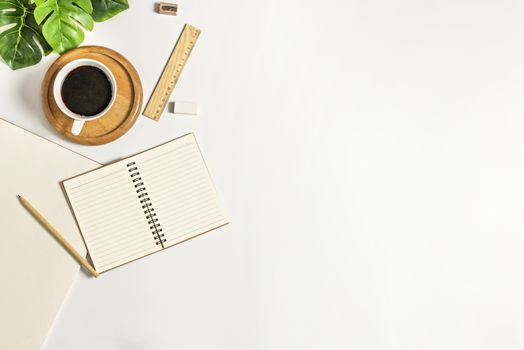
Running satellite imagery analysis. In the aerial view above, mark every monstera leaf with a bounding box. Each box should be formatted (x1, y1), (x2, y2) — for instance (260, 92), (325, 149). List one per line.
(0, 0), (129, 69)
(0, 0), (52, 70)
(91, 0), (128, 22)
(34, 0), (94, 54)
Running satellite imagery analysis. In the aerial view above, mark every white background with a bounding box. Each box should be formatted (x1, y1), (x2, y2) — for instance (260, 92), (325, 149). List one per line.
(1, 0), (524, 349)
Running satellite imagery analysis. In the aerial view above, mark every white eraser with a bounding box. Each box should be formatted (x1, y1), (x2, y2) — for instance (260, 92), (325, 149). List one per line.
(169, 101), (199, 115)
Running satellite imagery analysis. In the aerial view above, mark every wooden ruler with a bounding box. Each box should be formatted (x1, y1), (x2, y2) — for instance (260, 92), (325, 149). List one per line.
(143, 24), (201, 121)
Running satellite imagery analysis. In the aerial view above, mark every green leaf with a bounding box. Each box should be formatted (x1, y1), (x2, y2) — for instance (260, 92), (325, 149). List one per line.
(34, 0), (94, 54)
(91, 0), (128, 22)
(0, 0), (52, 70)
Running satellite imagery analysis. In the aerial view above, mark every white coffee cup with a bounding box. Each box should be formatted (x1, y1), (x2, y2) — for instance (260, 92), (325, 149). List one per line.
(53, 58), (117, 136)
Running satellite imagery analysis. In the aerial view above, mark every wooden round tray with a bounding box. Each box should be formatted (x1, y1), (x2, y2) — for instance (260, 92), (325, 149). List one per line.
(42, 46), (143, 145)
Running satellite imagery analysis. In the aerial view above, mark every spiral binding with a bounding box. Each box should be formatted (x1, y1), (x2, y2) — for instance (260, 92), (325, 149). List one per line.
(127, 162), (166, 246)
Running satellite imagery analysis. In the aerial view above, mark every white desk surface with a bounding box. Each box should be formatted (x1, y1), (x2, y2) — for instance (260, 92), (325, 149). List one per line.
(2, 0), (524, 349)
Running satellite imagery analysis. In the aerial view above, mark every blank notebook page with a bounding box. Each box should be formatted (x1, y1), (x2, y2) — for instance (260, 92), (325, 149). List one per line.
(0, 118), (99, 350)
(63, 134), (228, 273)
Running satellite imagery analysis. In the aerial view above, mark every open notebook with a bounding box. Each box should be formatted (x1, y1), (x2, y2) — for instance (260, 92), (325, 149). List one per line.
(63, 134), (228, 273)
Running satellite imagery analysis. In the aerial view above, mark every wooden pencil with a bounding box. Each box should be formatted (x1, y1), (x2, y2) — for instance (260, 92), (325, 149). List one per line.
(17, 195), (99, 278)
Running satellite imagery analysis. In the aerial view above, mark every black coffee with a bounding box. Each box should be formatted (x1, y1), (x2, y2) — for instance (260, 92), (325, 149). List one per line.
(61, 66), (113, 116)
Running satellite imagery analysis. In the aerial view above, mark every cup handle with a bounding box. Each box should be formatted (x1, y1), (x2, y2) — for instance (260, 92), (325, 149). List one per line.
(71, 120), (85, 136)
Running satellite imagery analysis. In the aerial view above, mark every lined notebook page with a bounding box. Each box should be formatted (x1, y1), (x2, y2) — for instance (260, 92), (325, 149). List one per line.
(133, 134), (228, 247)
(63, 162), (161, 272)
(63, 133), (228, 273)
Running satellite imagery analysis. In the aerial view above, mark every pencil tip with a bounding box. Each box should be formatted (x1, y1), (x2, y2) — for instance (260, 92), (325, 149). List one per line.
(16, 195), (21, 198)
